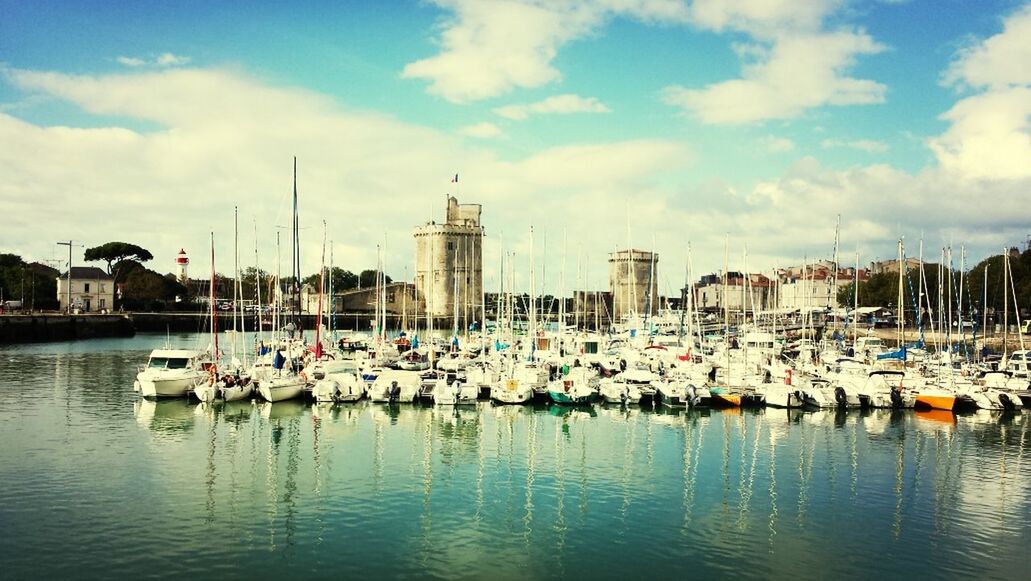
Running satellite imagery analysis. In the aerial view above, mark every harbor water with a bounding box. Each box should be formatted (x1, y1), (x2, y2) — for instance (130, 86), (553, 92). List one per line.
(1, 334), (1029, 580)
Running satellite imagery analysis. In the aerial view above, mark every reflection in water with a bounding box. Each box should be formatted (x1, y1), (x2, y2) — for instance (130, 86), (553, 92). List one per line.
(4, 338), (1031, 580)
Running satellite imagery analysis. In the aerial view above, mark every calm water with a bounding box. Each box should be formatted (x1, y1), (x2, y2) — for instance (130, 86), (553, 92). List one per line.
(1, 334), (1029, 580)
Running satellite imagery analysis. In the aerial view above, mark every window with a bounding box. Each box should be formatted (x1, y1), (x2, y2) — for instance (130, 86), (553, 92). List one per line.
(100, 299), (106, 309)
(101, 284), (105, 292)
(447, 242), (454, 251)
(84, 283), (90, 292)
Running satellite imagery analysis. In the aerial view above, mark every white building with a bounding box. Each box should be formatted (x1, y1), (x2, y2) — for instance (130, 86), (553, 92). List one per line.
(56, 267), (115, 313)
(774, 265), (868, 310)
(693, 272), (773, 313)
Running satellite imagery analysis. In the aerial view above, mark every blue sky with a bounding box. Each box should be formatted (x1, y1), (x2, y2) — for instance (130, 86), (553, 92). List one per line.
(2, 0), (1030, 292)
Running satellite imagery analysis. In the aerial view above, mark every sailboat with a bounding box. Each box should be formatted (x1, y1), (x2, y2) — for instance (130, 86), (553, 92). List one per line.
(194, 233), (223, 403)
(257, 157), (307, 403)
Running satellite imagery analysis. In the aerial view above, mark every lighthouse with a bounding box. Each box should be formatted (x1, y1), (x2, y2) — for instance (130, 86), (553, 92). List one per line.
(175, 248), (189, 283)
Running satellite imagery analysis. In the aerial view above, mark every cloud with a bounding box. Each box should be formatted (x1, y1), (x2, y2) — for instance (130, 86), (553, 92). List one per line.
(2, 61), (1025, 290)
(458, 121), (503, 138)
(0, 66), (693, 286)
(686, 0), (836, 37)
(943, 4), (1031, 90)
(820, 138), (889, 153)
(760, 135), (795, 153)
(116, 56), (146, 67)
(115, 53), (191, 68)
(493, 94), (611, 121)
(928, 87), (1031, 181)
(401, 0), (601, 103)
(663, 30), (886, 124)
(155, 53), (191, 67)
(931, 6), (1031, 181)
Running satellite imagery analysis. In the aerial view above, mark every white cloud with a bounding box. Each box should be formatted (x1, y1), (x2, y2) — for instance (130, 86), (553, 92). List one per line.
(401, 0), (602, 103)
(155, 53), (191, 67)
(760, 135), (795, 153)
(931, 6), (1031, 182)
(115, 53), (191, 68)
(943, 4), (1031, 90)
(686, 0), (836, 37)
(0, 66), (693, 286)
(929, 87), (1031, 181)
(459, 121), (503, 138)
(493, 94), (611, 121)
(663, 30), (886, 124)
(2, 62), (1025, 290)
(820, 138), (889, 153)
(116, 56), (146, 67)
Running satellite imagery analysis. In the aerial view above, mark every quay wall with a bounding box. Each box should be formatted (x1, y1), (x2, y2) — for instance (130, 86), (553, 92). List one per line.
(0, 314), (135, 344)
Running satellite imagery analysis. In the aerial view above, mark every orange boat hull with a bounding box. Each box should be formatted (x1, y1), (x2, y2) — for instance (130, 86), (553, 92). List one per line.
(914, 394), (956, 411)
(712, 393), (742, 407)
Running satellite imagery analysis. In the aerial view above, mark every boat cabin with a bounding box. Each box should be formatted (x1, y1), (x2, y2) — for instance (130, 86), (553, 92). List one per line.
(145, 350), (203, 370)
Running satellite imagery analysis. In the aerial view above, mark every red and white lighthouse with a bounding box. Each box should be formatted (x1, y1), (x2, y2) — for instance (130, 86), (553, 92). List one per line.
(175, 248), (189, 283)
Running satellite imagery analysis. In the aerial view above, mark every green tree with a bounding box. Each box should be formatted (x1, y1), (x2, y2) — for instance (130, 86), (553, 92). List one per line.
(302, 267), (359, 292)
(84, 242), (154, 275)
(358, 269), (392, 288)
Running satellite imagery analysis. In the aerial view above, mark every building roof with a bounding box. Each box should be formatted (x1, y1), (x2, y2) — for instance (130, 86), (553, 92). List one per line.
(59, 266), (112, 280)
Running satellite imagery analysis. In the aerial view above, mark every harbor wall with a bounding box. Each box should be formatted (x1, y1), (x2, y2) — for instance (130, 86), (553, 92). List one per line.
(0, 314), (135, 344)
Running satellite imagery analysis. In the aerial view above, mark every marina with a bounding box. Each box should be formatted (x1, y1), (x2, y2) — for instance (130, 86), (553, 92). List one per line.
(2, 333), (1031, 579)
(4, 1), (1031, 579)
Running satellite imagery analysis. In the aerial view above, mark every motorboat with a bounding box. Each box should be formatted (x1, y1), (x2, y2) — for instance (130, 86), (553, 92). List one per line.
(311, 359), (365, 403)
(547, 367), (598, 405)
(135, 349), (209, 398)
(369, 370), (421, 403)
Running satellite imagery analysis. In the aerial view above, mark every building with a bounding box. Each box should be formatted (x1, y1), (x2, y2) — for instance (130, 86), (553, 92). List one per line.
(869, 257), (922, 275)
(693, 272), (773, 313)
(608, 249), (658, 320)
(56, 267), (115, 312)
(571, 290), (613, 330)
(302, 281), (423, 318)
(775, 264), (868, 310)
(414, 196), (484, 321)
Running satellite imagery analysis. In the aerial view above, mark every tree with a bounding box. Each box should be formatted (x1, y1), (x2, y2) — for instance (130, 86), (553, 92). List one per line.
(358, 269), (392, 289)
(302, 267), (359, 292)
(84, 242), (154, 275)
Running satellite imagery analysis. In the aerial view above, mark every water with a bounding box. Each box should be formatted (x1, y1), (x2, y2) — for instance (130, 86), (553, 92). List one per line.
(1, 334), (1029, 580)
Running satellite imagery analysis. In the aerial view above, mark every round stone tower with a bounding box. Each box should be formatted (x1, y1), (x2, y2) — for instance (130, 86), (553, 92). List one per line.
(414, 196), (484, 324)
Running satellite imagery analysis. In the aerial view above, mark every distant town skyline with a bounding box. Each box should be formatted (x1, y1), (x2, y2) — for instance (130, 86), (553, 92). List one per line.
(2, 0), (1030, 296)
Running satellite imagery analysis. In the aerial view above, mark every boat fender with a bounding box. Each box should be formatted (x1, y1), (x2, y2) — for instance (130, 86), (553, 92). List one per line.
(785, 369), (793, 386)
(834, 387), (847, 407)
(620, 359), (627, 372)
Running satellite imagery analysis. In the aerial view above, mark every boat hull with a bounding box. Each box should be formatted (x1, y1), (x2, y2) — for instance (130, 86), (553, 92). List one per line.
(258, 378), (305, 402)
(137, 374), (200, 398)
(914, 393), (956, 411)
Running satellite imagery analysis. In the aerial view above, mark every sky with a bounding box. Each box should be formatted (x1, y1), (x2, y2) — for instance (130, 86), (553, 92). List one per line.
(2, 0), (1030, 297)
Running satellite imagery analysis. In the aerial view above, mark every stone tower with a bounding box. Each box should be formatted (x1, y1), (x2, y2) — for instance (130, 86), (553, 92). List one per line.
(414, 196), (484, 322)
(608, 249), (658, 320)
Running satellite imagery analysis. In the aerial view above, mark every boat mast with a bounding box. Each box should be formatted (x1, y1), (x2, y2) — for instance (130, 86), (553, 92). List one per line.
(314, 220), (326, 358)
(233, 206), (240, 362)
(292, 156), (301, 333)
(254, 218), (263, 349)
(528, 225), (537, 360)
(209, 232), (218, 367)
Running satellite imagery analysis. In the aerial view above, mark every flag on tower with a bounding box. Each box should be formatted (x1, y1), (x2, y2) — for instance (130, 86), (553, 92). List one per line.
(451, 174), (459, 183)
